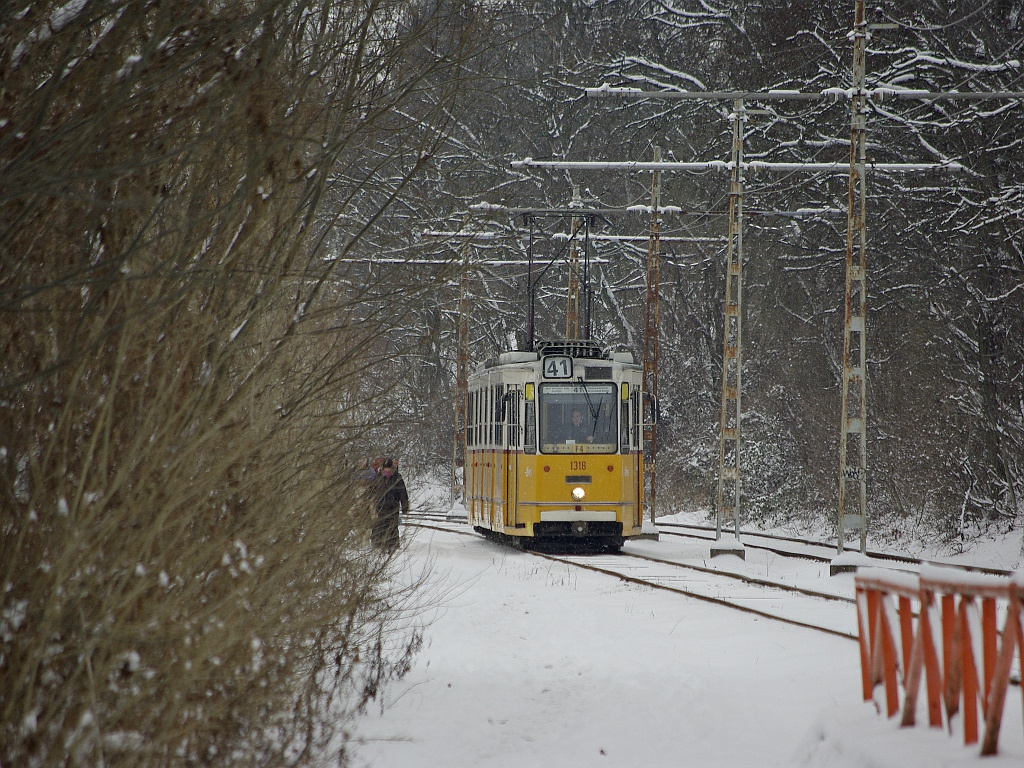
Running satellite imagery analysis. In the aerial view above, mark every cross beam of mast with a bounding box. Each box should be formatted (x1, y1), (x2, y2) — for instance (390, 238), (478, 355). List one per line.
(512, 158), (963, 173)
(463, 205), (845, 217)
(586, 85), (1024, 102)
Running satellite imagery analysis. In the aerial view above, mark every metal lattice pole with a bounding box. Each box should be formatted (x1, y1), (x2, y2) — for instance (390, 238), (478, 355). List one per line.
(716, 101), (746, 543)
(452, 266), (471, 506)
(526, 216), (536, 350)
(565, 187), (582, 340)
(838, 0), (870, 554)
(642, 147), (663, 529)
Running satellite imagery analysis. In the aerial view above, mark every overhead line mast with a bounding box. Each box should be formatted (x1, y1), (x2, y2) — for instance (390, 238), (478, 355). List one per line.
(641, 148), (663, 537)
(837, 0), (1024, 559)
(717, 101), (748, 553)
(840, 0), (872, 557)
(453, 264), (471, 507)
(565, 187), (584, 340)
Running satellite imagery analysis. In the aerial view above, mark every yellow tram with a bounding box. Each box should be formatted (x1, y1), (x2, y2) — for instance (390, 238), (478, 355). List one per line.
(466, 339), (644, 551)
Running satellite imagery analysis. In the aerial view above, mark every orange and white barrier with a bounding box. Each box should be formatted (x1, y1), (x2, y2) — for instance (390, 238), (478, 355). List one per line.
(854, 565), (1023, 755)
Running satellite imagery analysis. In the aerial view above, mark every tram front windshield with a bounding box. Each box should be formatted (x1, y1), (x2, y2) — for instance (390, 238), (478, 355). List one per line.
(539, 383), (617, 454)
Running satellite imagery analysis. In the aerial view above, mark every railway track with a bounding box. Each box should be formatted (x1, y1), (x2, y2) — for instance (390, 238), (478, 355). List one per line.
(404, 512), (1021, 684)
(406, 510), (1012, 577)
(654, 521), (1013, 577)
(403, 515), (858, 640)
(538, 549), (858, 640)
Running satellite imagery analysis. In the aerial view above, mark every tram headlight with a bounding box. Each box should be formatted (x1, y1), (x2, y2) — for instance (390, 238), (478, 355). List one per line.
(571, 486), (586, 501)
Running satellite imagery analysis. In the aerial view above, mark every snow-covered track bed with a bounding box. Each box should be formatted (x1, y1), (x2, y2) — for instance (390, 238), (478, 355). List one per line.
(656, 522), (1014, 577)
(405, 519), (858, 640)
(541, 550), (858, 640)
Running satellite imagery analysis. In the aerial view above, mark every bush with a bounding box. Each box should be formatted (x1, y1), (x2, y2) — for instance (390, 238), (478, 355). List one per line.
(1, 2), (483, 766)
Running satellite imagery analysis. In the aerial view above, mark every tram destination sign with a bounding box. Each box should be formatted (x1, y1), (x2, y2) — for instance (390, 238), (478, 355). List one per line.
(541, 384), (615, 395)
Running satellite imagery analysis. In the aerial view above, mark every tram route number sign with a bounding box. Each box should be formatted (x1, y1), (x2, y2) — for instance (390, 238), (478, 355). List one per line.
(542, 355), (573, 379)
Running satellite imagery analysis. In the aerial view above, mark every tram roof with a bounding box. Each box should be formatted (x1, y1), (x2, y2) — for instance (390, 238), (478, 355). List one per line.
(471, 340), (637, 375)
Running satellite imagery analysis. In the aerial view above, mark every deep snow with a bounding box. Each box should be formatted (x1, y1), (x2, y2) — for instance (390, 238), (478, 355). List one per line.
(350, 510), (1023, 768)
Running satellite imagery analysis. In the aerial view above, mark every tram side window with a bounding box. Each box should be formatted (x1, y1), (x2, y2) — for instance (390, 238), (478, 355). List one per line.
(524, 400), (536, 453)
(620, 398), (630, 454)
(486, 384), (492, 446)
(494, 384), (503, 445)
(507, 389), (520, 448)
(483, 382), (491, 444)
(494, 385), (499, 445)
(491, 386), (497, 446)
(467, 391), (474, 447)
(476, 388), (482, 447)
(631, 391), (640, 450)
(472, 390), (478, 447)
(486, 386), (493, 446)
(480, 389), (486, 447)
(483, 387), (491, 448)
(475, 391), (483, 444)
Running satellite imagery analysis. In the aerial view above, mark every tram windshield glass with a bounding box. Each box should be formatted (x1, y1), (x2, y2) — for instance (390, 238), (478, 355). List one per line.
(538, 383), (618, 454)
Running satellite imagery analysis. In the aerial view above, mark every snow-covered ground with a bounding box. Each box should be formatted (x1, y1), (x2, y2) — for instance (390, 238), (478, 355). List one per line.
(350, 503), (1023, 768)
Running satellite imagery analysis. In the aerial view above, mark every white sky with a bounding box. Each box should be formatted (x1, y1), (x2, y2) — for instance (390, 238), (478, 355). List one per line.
(349, 508), (1023, 768)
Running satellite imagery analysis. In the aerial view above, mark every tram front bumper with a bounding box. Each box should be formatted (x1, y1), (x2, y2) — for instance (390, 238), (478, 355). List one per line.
(535, 511), (621, 539)
(539, 510), (617, 522)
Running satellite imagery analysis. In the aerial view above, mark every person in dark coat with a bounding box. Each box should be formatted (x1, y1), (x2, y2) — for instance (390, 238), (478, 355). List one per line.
(369, 458), (409, 550)
(565, 408), (593, 444)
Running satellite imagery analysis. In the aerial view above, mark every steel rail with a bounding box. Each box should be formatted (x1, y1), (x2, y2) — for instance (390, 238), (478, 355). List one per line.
(405, 517), (1020, 686)
(404, 519), (856, 640)
(582, 549), (855, 605)
(537, 550), (857, 641)
(403, 511), (1012, 577)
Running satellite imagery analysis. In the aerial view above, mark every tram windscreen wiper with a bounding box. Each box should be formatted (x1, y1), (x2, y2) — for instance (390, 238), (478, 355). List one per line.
(579, 380), (599, 423)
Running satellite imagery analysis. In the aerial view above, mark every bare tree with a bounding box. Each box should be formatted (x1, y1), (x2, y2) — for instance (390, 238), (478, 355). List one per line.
(1, 1), (491, 766)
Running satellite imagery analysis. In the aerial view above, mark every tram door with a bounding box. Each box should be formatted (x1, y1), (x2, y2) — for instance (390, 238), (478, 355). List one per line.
(502, 387), (520, 529)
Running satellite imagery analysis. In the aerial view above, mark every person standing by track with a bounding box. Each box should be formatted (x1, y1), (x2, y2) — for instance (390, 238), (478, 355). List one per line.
(369, 458), (409, 551)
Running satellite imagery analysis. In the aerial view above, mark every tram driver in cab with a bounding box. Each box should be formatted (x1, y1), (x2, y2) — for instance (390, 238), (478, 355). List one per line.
(565, 407), (592, 444)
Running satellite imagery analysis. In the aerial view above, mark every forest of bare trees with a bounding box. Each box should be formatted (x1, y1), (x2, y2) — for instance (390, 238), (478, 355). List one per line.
(2, 1), (1022, 766)
(397, 0), (1024, 547)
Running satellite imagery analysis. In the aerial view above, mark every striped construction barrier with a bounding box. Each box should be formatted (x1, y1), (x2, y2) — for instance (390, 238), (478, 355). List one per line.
(854, 564), (1024, 755)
